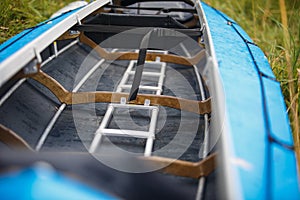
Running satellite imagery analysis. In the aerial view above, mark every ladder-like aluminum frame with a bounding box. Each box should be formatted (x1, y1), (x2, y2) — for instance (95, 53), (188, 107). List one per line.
(89, 50), (167, 156)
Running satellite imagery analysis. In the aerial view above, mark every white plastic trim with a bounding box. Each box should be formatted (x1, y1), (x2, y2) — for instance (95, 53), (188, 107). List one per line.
(196, 1), (242, 200)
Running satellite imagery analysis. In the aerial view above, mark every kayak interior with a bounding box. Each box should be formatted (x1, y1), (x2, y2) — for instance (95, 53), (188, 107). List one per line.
(0, 0), (217, 199)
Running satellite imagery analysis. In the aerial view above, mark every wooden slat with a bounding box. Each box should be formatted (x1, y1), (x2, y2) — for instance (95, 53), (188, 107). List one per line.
(27, 71), (211, 115)
(141, 153), (217, 178)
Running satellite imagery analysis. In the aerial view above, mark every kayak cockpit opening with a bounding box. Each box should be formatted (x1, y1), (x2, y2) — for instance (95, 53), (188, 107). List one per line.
(0, 1), (217, 199)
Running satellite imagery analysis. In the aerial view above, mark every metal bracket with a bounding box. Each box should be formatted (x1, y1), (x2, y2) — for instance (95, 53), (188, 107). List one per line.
(23, 60), (39, 75)
(76, 14), (82, 25)
(23, 47), (41, 74)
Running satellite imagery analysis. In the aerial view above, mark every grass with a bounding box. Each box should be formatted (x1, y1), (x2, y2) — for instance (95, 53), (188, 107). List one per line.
(0, 0), (299, 165)
(206, 0), (300, 168)
(0, 0), (74, 43)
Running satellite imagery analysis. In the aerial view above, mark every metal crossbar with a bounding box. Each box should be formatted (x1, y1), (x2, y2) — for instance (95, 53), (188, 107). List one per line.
(89, 50), (167, 156)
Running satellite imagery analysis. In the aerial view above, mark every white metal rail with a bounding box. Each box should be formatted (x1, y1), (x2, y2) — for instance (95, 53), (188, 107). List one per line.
(179, 43), (210, 200)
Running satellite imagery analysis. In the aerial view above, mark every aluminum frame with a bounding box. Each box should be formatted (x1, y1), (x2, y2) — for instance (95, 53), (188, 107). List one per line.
(90, 51), (167, 156)
(89, 103), (159, 156)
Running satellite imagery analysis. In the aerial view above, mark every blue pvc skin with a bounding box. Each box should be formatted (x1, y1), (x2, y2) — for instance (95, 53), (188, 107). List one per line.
(201, 2), (299, 199)
(0, 166), (117, 200)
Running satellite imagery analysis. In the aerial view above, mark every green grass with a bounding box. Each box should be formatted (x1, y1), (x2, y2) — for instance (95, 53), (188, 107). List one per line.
(0, 0), (299, 163)
(0, 0), (74, 43)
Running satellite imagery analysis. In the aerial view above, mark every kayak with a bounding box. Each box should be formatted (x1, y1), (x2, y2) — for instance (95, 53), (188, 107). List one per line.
(0, 0), (298, 199)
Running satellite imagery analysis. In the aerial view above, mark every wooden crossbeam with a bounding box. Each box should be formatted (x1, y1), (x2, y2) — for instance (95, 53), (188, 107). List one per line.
(0, 123), (216, 179)
(141, 153), (217, 179)
(0, 124), (216, 178)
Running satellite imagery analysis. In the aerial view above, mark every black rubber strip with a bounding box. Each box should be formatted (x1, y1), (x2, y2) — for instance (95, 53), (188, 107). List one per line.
(118, 0), (195, 7)
(105, 5), (196, 13)
(73, 24), (202, 37)
(128, 48), (147, 101)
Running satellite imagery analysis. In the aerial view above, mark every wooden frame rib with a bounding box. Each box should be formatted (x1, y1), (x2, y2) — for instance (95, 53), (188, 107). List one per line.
(141, 153), (216, 178)
(71, 92), (211, 114)
(28, 71), (211, 115)
(0, 124), (33, 151)
(79, 33), (206, 66)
